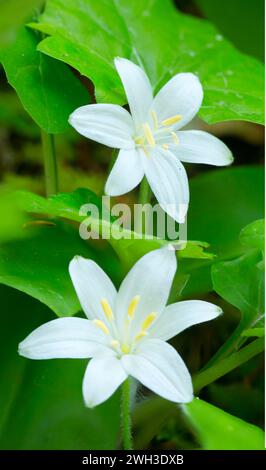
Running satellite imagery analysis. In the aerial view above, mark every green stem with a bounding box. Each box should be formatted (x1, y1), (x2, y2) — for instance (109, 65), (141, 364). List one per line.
(138, 176), (151, 206)
(41, 130), (58, 196)
(193, 337), (264, 394)
(136, 177), (151, 234)
(121, 379), (133, 450)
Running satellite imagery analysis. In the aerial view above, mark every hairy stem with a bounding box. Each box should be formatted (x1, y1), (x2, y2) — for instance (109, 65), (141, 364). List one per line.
(121, 378), (133, 450)
(41, 130), (58, 196)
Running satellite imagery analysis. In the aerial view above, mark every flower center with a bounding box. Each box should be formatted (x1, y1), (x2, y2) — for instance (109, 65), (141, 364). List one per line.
(92, 296), (157, 356)
(133, 110), (181, 157)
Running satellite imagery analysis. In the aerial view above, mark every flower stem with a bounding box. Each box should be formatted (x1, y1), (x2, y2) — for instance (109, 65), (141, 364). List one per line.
(193, 337), (264, 394)
(136, 177), (151, 234)
(121, 378), (133, 450)
(41, 130), (58, 197)
(138, 176), (151, 206)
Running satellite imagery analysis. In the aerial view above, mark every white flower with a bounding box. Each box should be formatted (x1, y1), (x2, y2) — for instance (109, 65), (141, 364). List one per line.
(19, 247), (222, 408)
(69, 58), (233, 223)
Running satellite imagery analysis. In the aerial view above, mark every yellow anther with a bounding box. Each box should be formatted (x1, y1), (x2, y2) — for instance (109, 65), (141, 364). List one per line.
(162, 115), (182, 126)
(171, 131), (179, 145)
(143, 123), (155, 147)
(162, 143), (169, 150)
(93, 319), (110, 335)
(141, 312), (157, 331)
(135, 331), (148, 342)
(128, 295), (140, 319)
(121, 344), (130, 354)
(135, 136), (145, 146)
(151, 110), (158, 129)
(100, 298), (114, 321)
(110, 340), (120, 349)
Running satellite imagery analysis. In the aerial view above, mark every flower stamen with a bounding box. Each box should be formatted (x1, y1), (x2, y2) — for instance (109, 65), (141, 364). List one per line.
(128, 295), (141, 319)
(93, 319), (110, 335)
(171, 131), (179, 145)
(162, 143), (169, 150)
(135, 331), (148, 341)
(134, 312), (157, 342)
(150, 110), (158, 129)
(100, 298), (114, 321)
(162, 114), (182, 126)
(121, 344), (130, 354)
(143, 123), (155, 147)
(141, 312), (157, 330)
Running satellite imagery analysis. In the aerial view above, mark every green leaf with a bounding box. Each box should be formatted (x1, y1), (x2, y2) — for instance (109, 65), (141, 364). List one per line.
(0, 220), (120, 317)
(210, 250), (264, 363)
(0, 27), (89, 133)
(183, 398), (265, 450)
(196, 0), (264, 61)
(0, 285), (120, 449)
(0, 0), (42, 47)
(0, 191), (27, 243)
(16, 188), (215, 269)
(239, 219), (265, 251)
(242, 328), (265, 338)
(31, 0), (264, 124)
(179, 166), (264, 298)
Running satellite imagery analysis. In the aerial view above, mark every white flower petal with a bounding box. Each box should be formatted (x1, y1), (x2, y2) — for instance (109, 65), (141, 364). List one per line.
(152, 73), (203, 130)
(116, 247), (176, 332)
(18, 318), (112, 359)
(83, 356), (127, 407)
(122, 339), (193, 403)
(150, 300), (222, 341)
(69, 104), (134, 149)
(114, 57), (153, 126)
(142, 147), (189, 223)
(69, 256), (117, 321)
(105, 148), (144, 196)
(173, 130), (233, 166)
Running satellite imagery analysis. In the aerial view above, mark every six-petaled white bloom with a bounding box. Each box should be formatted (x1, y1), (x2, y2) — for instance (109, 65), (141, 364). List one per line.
(69, 58), (233, 223)
(19, 248), (222, 408)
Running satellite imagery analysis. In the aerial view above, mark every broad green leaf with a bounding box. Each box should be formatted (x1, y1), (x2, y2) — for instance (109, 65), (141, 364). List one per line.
(196, 0), (264, 60)
(0, 220), (120, 317)
(16, 188), (215, 268)
(0, 27), (89, 133)
(188, 167), (264, 258)
(0, 0), (42, 47)
(183, 398), (265, 450)
(239, 219), (265, 251)
(179, 166), (264, 298)
(211, 250), (264, 359)
(0, 190), (27, 243)
(31, 0), (264, 124)
(0, 285), (120, 449)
